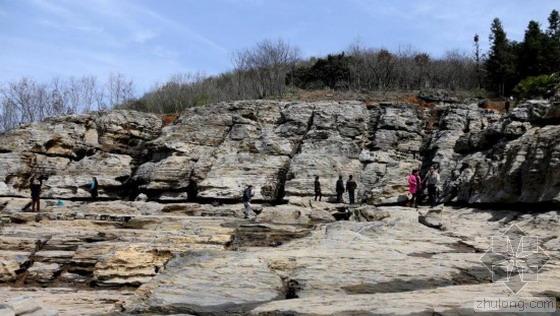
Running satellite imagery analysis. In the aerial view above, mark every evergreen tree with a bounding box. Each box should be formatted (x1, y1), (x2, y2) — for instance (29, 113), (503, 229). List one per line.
(485, 18), (515, 96)
(547, 9), (560, 38)
(518, 21), (546, 78)
(474, 34), (482, 88)
(545, 10), (560, 74)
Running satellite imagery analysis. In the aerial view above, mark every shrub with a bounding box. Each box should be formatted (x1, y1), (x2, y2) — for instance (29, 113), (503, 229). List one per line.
(513, 73), (560, 99)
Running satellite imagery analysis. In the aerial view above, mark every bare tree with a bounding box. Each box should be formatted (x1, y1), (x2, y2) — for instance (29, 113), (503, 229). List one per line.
(107, 73), (135, 107)
(0, 74), (132, 131)
(233, 39), (300, 98)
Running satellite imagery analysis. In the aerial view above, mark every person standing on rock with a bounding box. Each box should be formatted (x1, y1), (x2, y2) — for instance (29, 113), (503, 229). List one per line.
(346, 175), (357, 204)
(89, 177), (99, 201)
(407, 169), (420, 208)
(242, 185), (255, 219)
(415, 169), (423, 204)
(426, 166), (440, 207)
(314, 176), (322, 201)
(30, 176), (43, 212)
(335, 176), (345, 203)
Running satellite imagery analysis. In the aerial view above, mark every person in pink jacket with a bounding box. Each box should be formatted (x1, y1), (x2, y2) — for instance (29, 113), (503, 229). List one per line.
(407, 169), (421, 208)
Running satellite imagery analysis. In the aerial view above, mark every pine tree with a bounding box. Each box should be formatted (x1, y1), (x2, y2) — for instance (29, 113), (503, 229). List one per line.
(545, 10), (560, 74)
(474, 34), (482, 88)
(485, 18), (515, 96)
(519, 21), (546, 78)
(547, 9), (560, 38)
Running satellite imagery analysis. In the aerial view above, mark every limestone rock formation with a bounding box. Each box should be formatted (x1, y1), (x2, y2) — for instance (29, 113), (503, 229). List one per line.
(1, 99), (559, 315)
(0, 100), (558, 205)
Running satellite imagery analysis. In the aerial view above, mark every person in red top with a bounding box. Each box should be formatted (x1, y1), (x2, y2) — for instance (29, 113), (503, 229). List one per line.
(407, 169), (421, 208)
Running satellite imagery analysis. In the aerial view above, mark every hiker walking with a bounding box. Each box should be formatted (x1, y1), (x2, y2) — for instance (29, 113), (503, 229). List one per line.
(242, 185), (255, 219)
(186, 180), (198, 202)
(314, 176), (322, 201)
(89, 177), (99, 201)
(346, 175), (357, 204)
(407, 169), (420, 208)
(335, 175), (345, 203)
(30, 176), (43, 212)
(425, 166), (440, 207)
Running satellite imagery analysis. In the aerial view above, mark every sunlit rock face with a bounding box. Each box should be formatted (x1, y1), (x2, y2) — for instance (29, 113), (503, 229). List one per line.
(2, 100), (558, 205)
(0, 100), (559, 315)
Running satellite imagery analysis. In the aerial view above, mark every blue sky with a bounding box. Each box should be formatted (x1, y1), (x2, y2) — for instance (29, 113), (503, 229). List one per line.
(1, 0), (558, 92)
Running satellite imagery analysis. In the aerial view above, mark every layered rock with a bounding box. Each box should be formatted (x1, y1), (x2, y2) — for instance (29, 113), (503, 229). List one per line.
(437, 100), (560, 204)
(1, 100), (558, 205)
(1, 99), (560, 315)
(127, 206), (560, 315)
(0, 196), (333, 315)
(0, 110), (161, 199)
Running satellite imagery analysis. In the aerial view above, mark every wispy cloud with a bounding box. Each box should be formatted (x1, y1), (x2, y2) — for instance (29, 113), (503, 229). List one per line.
(3, 0), (558, 92)
(129, 2), (227, 53)
(132, 29), (158, 44)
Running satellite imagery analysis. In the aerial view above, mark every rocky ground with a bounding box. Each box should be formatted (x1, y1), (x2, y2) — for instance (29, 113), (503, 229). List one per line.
(0, 198), (559, 315)
(0, 99), (559, 315)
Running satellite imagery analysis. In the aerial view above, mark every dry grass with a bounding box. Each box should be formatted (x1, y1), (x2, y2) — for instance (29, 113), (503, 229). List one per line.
(480, 100), (506, 112)
(161, 114), (179, 126)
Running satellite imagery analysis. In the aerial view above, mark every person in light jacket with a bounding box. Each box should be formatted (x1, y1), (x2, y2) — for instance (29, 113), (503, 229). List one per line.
(425, 166), (440, 207)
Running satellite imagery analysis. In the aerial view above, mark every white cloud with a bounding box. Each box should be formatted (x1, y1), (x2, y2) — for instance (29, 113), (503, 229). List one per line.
(132, 29), (158, 44)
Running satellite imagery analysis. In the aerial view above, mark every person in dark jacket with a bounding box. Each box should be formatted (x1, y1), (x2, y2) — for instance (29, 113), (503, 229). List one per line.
(504, 99), (511, 113)
(314, 176), (322, 201)
(335, 176), (345, 203)
(186, 180), (198, 202)
(89, 177), (99, 201)
(242, 185), (255, 219)
(346, 175), (357, 204)
(30, 176), (43, 212)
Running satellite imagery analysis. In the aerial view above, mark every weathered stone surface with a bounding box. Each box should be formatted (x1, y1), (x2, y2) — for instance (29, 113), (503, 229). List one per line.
(510, 99), (560, 123)
(27, 262), (60, 283)
(256, 204), (334, 226)
(418, 207), (445, 230)
(4, 296), (44, 315)
(126, 251), (284, 315)
(196, 102), (311, 202)
(0, 251), (28, 282)
(93, 110), (163, 153)
(1, 101), (558, 205)
(0, 304), (15, 316)
(449, 125), (560, 204)
(93, 246), (173, 286)
(285, 102), (366, 200)
(0, 115), (96, 157)
(0, 288), (132, 316)
(133, 154), (193, 191)
(41, 152), (133, 199)
(1, 100), (560, 315)
(127, 205), (560, 315)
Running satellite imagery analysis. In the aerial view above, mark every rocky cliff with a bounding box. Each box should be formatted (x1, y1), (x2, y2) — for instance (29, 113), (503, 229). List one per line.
(0, 100), (559, 315)
(0, 99), (559, 205)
